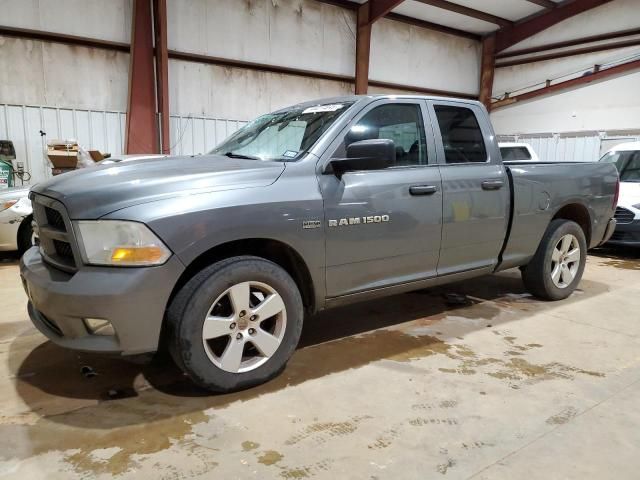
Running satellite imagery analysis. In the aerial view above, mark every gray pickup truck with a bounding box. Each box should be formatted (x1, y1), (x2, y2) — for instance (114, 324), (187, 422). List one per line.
(21, 95), (618, 392)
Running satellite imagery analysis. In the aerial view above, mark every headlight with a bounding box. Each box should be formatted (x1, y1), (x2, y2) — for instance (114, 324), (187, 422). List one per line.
(74, 220), (171, 266)
(633, 203), (640, 210)
(0, 200), (18, 212)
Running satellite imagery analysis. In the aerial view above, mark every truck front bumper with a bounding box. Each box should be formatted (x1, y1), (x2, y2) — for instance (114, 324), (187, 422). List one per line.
(606, 218), (640, 247)
(20, 247), (185, 355)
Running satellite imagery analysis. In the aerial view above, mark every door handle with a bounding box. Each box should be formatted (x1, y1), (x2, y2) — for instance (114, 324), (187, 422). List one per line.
(481, 180), (504, 191)
(409, 185), (438, 196)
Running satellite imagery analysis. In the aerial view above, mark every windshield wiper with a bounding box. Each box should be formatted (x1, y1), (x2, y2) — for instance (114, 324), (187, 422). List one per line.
(222, 151), (262, 160)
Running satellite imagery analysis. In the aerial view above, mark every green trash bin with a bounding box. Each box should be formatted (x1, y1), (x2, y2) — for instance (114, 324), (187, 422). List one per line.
(0, 159), (13, 190)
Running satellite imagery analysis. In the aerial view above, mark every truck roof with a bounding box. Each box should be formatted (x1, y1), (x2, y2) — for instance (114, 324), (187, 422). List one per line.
(284, 94), (482, 111)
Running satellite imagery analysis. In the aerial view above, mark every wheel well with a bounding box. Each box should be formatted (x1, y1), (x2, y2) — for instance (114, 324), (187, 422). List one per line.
(17, 214), (33, 242)
(168, 238), (316, 315)
(552, 204), (591, 245)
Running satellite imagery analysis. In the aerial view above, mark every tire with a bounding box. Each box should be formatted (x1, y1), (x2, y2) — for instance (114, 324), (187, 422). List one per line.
(167, 256), (304, 392)
(521, 219), (587, 301)
(17, 216), (35, 255)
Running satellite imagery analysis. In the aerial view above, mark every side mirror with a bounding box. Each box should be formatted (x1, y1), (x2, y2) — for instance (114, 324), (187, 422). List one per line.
(326, 139), (395, 178)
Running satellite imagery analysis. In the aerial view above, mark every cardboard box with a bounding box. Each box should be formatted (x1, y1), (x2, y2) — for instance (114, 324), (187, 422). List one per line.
(47, 149), (78, 168)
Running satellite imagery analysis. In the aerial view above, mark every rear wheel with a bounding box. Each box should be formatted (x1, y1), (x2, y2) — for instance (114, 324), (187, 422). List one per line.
(521, 219), (587, 301)
(167, 256), (303, 392)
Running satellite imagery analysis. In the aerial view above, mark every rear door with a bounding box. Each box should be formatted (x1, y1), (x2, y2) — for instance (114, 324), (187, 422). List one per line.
(319, 99), (443, 297)
(427, 100), (509, 275)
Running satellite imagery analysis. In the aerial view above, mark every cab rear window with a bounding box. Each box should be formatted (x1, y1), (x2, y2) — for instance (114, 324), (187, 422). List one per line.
(500, 146), (532, 161)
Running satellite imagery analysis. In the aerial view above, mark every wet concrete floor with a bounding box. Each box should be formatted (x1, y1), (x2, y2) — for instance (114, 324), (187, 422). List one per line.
(0, 248), (639, 479)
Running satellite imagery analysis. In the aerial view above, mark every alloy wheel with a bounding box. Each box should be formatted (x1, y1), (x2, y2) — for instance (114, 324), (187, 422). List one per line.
(201, 281), (287, 373)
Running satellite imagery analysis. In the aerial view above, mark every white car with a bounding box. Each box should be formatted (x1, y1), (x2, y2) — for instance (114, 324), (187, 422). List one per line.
(599, 142), (640, 246)
(0, 186), (34, 253)
(499, 142), (540, 162)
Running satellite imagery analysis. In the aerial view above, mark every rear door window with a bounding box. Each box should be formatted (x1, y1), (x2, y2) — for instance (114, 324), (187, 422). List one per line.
(434, 105), (487, 164)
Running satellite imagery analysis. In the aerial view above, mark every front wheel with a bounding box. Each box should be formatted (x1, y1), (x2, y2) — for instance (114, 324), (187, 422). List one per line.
(521, 219), (587, 301)
(167, 256), (304, 392)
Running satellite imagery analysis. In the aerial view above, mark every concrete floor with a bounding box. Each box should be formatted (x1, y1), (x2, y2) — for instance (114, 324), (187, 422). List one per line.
(0, 249), (639, 479)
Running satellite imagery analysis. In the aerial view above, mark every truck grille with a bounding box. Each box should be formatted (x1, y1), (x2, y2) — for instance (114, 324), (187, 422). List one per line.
(45, 207), (66, 231)
(30, 194), (79, 273)
(614, 207), (634, 224)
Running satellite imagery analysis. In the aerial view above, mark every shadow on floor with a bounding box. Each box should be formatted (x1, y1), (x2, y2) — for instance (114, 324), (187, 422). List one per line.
(7, 265), (612, 430)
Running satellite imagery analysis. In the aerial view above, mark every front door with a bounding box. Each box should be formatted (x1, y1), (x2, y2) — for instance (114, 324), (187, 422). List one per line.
(318, 99), (443, 297)
(428, 100), (509, 275)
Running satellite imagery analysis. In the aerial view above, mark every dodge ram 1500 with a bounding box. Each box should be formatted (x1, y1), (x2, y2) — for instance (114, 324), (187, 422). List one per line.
(21, 95), (618, 392)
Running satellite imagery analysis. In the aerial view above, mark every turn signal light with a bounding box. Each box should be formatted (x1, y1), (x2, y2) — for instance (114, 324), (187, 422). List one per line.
(110, 246), (166, 264)
(1, 200), (17, 212)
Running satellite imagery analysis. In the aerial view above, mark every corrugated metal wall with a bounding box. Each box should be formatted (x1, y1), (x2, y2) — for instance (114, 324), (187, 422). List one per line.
(0, 103), (126, 185)
(496, 132), (640, 163)
(169, 115), (247, 156)
(0, 104), (246, 186)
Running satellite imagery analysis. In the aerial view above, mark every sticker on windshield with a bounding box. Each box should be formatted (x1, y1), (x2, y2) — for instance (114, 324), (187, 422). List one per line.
(302, 104), (344, 114)
(283, 150), (298, 158)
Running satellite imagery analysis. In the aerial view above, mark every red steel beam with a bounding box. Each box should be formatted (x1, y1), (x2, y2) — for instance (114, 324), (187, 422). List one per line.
(496, 27), (640, 59)
(491, 59), (640, 110)
(153, 0), (170, 154)
(478, 34), (496, 111)
(496, 38), (640, 68)
(495, 0), (614, 53)
(125, 0), (159, 154)
(313, 0), (479, 40)
(355, 1), (405, 94)
(414, 0), (512, 27)
(524, 0), (557, 9)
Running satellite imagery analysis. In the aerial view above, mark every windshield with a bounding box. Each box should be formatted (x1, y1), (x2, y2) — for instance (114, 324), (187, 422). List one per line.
(599, 150), (640, 182)
(210, 102), (354, 161)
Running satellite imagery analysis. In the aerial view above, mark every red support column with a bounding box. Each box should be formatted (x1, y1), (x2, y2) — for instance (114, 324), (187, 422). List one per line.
(478, 34), (496, 111)
(153, 0), (170, 154)
(125, 0), (159, 154)
(355, 3), (372, 95)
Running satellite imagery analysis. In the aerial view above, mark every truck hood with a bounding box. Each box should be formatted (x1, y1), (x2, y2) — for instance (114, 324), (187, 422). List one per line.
(31, 154), (286, 218)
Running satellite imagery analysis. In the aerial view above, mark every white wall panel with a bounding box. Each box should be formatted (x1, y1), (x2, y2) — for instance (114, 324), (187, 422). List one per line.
(370, 17), (480, 95)
(0, 0), (132, 43)
(169, 59), (353, 119)
(0, 36), (130, 111)
(491, 71), (640, 135)
(167, 0), (356, 77)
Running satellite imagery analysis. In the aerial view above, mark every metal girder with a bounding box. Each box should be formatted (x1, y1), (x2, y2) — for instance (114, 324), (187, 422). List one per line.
(125, 0), (159, 154)
(413, 0), (511, 27)
(524, 0), (556, 9)
(367, 0), (406, 24)
(153, 0), (170, 154)
(355, 0), (405, 94)
(496, 38), (640, 68)
(495, 0), (614, 52)
(313, 0), (479, 40)
(478, 34), (496, 111)
(491, 59), (640, 110)
(496, 27), (640, 59)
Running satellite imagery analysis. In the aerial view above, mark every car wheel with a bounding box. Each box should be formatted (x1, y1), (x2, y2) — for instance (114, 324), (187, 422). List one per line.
(521, 219), (587, 301)
(17, 216), (36, 255)
(167, 256), (304, 392)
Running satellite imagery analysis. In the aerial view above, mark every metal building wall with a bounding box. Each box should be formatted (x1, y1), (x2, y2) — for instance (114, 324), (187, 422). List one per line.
(0, 104), (246, 185)
(497, 131), (640, 163)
